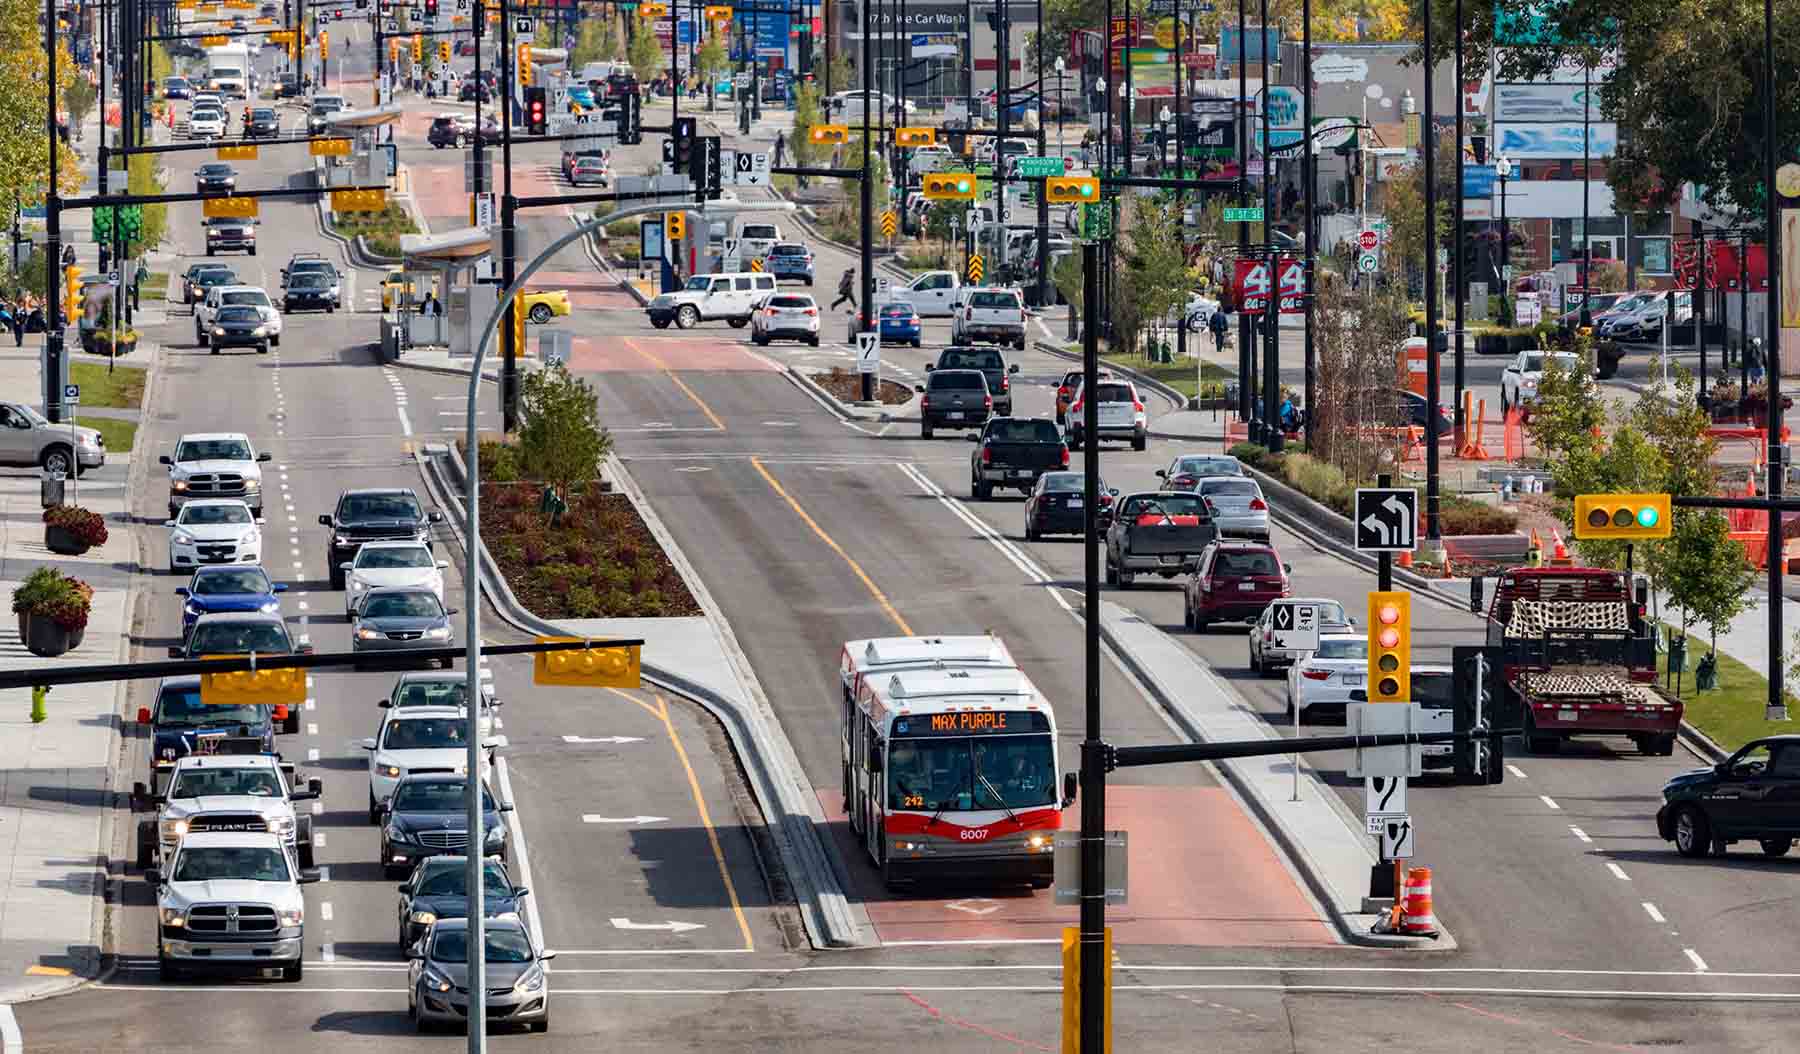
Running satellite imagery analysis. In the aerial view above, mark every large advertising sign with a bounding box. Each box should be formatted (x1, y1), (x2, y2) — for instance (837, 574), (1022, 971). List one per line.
(1233, 257), (1307, 315)
(1493, 83), (1593, 122)
(1494, 121), (1617, 159)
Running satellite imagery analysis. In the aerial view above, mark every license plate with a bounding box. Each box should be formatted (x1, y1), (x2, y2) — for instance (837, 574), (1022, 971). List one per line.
(1067, 498), (1082, 507)
(1009, 470), (1026, 478)
(1559, 709), (1577, 722)
(1238, 582), (1258, 591)
(947, 412), (963, 420)
(1343, 674), (1364, 687)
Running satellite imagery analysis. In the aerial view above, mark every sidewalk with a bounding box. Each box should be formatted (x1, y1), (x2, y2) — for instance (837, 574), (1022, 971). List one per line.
(0, 352), (144, 1001)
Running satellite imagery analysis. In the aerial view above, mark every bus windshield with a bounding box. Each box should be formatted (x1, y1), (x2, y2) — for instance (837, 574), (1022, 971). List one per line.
(887, 735), (1054, 812)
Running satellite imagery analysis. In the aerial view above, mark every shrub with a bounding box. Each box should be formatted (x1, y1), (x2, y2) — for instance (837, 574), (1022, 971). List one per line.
(1440, 499), (1518, 535)
(11, 567), (93, 631)
(1278, 454), (1354, 515)
(43, 504), (109, 546)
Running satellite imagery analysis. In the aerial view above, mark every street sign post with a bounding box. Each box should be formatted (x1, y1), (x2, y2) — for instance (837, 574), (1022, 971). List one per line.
(1354, 487), (1417, 552)
(1345, 703), (1424, 778)
(1378, 816), (1415, 859)
(63, 384), (80, 406)
(1223, 206), (1264, 223)
(855, 331), (880, 376)
(1358, 252), (1379, 274)
(1053, 830), (1127, 905)
(1016, 156), (1066, 178)
(1358, 229), (1379, 251)
(1364, 774), (1406, 817)
(1269, 602), (1319, 651)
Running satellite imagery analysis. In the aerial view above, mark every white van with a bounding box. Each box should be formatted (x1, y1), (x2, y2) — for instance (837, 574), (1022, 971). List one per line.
(646, 272), (778, 329)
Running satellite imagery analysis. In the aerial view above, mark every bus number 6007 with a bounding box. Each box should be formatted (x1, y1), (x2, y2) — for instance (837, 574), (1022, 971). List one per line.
(959, 829), (990, 841)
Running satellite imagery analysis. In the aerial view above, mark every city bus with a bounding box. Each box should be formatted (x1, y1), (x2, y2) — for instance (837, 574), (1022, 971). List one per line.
(843, 665), (1069, 889)
(837, 634), (1017, 703)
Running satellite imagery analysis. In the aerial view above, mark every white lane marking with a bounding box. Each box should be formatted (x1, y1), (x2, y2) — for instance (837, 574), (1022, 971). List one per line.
(582, 815), (668, 825)
(610, 918), (705, 933)
(306, 677), (314, 688)
(1685, 949), (1710, 972)
(306, 722), (318, 736)
(493, 756), (545, 956)
(560, 735), (646, 745)
(311, 801), (323, 815)
(880, 938), (1064, 947)
(0, 1004), (20, 1054)
(317, 866), (329, 882)
(1569, 826), (1592, 843)
(307, 748), (320, 762)
(304, 697), (315, 710)
(319, 902), (333, 922)
(1606, 862), (1631, 882)
(1539, 795), (1561, 810)
(1642, 902), (1665, 923)
(1506, 764), (1527, 779)
(320, 943), (335, 963)
(398, 406), (413, 436)
(894, 462), (1070, 614)
(297, 601), (308, 611)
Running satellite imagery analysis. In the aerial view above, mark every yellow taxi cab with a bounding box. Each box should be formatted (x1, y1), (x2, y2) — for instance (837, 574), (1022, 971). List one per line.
(519, 289), (571, 324)
(380, 271), (415, 311)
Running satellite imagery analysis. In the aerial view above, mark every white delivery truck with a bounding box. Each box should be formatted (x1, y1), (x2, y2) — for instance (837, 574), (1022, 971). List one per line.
(207, 44), (252, 99)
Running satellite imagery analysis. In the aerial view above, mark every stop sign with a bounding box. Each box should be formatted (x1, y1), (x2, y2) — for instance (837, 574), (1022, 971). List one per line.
(1359, 229), (1379, 251)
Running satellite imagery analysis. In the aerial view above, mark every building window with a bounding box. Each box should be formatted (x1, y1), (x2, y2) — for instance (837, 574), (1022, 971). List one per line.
(1638, 237), (1672, 275)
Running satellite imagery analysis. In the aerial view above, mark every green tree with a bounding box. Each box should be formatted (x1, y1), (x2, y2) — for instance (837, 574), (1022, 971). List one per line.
(1663, 509), (1757, 663)
(1524, 347), (1608, 482)
(63, 74), (97, 134)
(694, 34), (729, 111)
(1112, 198), (1189, 354)
(791, 81), (823, 171)
(1378, 127), (1456, 292)
(126, 154), (168, 258)
(517, 362), (613, 502)
(569, 19), (622, 68)
(1311, 264), (1417, 479)
(1052, 252), (1085, 340)
(626, 23), (665, 83)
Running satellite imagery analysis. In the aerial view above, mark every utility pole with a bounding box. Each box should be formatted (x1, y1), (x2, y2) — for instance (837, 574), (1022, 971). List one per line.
(1259, 0), (1278, 452)
(1076, 237), (1106, 1054)
(1452, 0), (1466, 454)
(1762, 0), (1786, 721)
(45, 0), (66, 424)
(1034, 0), (1049, 310)
(1422, 0), (1442, 554)
(1300, 0), (1314, 449)
(500, 0), (519, 433)
(857, 0), (873, 355)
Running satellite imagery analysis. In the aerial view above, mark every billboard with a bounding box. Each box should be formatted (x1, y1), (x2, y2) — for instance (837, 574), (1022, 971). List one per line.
(1494, 122), (1616, 159)
(911, 32), (957, 58)
(1493, 83), (1592, 122)
(1264, 85), (1301, 131)
(1219, 24), (1279, 67)
(1233, 256), (1306, 315)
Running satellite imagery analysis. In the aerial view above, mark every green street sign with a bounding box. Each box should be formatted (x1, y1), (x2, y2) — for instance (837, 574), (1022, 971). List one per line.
(1079, 202), (1113, 240)
(1016, 157), (1066, 178)
(1223, 206), (1265, 223)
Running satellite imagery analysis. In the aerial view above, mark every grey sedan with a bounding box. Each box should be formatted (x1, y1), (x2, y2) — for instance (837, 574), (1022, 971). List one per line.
(1195, 476), (1271, 541)
(408, 916), (553, 1033)
(351, 587), (456, 667)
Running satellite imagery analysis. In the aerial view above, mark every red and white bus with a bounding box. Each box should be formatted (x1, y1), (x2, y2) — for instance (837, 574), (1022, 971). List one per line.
(843, 665), (1067, 889)
(837, 635), (1017, 703)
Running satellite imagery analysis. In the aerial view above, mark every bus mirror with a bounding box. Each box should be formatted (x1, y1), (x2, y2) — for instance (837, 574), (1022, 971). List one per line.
(1062, 772), (1078, 806)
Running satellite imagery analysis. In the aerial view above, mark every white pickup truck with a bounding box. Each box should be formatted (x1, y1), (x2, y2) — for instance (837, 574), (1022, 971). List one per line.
(151, 829), (319, 982)
(950, 286), (1029, 349)
(903, 270), (964, 317)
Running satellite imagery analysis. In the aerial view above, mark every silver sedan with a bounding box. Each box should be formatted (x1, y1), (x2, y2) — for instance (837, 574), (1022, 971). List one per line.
(351, 587), (456, 667)
(1196, 476), (1271, 541)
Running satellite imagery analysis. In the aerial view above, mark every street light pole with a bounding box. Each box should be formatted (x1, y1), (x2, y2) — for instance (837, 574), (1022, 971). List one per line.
(1422, 0), (1442, 553)
(1762, 0), (1786, 721)
(1301, 0), (1315, 450)
(1452, 0), (1466, 453)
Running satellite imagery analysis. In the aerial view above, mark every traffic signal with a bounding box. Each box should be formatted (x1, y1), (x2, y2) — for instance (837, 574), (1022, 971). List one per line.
(922, 173), (979, 200)
(517, 41), (532, 86)
(894, 126), (935, 147)
(808, 123), (849, 145)
(423, 0), (437, 16)
(671, 116), (695, 173)
(1572, 493), (1672, 540)
(1044, 176), (1100, 203)
(1366, 591), (1412, 703)
(318, 29), (328, 59)
(63, 265), (82, 324)
(525, 86), (547, 135)
(438, 40), (451, 63)
(411, 33), (422, 63)
(665, 212), (686, 240)
(533, 638), (641, 688)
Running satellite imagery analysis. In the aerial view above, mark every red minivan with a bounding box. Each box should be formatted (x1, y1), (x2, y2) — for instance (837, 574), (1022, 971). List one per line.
(1183, 541), (1292, 631)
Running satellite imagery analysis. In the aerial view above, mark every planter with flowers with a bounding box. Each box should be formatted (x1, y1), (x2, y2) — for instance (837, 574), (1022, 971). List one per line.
(11, 567), (93, 657)
(43, 504), (109, 556)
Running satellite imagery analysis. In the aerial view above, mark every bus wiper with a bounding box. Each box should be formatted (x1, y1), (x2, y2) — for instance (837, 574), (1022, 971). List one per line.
(926, 797), (953, 830)
(972, 752), (1019, 826)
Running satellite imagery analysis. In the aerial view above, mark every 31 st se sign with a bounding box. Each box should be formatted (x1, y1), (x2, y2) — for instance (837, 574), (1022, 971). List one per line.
(1232, 257), (1307, 315)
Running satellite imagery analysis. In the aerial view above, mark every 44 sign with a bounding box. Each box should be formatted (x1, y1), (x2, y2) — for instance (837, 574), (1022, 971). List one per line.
(1231, 256), (1307, 315)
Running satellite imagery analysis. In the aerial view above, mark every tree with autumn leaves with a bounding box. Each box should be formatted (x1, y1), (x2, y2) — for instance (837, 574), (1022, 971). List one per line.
(1030, 0), (1417, 74)
(0, 2), (86, 238)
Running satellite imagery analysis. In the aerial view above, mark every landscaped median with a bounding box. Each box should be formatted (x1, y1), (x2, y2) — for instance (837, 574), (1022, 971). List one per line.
(329, 202), (418, 259)
(807, 367), (913, 407)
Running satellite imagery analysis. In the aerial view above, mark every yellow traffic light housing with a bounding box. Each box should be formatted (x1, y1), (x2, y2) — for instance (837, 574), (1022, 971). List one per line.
(640, 1), (670, 15)
(198, 655), (307, 708)
(412, 34), (423, 64)
(1572, 493), (1672, 540)
(63, 265), (82, 324)
(319, 29), (328, 59)
(809, 123), (850, 145)
(518, 41), (533, 86)
(665, 211), (686, 240)
(533, 637), (642, 688)
(894, 126), (936, 147)
(1045, 176), (1101, 203)
(922, 173), (979, 200)
(1366, 591), (1411, 703)
(438, 40), (451, 63)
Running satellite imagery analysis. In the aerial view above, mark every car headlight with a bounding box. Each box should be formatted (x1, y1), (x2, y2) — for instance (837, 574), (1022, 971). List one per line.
(380, 764), (403, 778)
(409, 910), (437, 926)
(160, 818), (189, 840)
(251, 326), (267, 336)
(172, 531), (195, 545)
(357, 627), (382, 640)
(160, 907), (186, 928)
(386, 824), (415, 844)
(171, 480), (189, 492)
(77, 432), (98, 447)
(484, 824), (505, 844)
(328, 286), (340, 297)
(260, 599), (280, 613)
(277, 907), (303, 927)
(242, 477), (261, 491)
(424, 626), (451, 640)
(423, 966), (453, 993)
(269, 816), (295, 837)
(334, 534), (353, 547)
(1026, 833), (1054, 852)
(517, 964), (545, 992)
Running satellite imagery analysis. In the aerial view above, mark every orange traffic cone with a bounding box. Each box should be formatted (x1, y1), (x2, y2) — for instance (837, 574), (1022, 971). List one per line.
(1399, 867), (1439, 938)
(1551, 528), (1571, 565)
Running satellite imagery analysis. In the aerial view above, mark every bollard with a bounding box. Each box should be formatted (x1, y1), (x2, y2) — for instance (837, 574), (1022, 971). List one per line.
(1470, 575), (1484, 614)
(31, 685), (49, 723)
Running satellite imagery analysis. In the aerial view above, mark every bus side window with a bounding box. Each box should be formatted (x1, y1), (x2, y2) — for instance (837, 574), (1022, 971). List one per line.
(868, 736), (883, 774)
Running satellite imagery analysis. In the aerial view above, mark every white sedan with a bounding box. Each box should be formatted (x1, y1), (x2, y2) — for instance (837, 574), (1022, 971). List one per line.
(1500, 349), (1583, 414)
(188, 108), (225, 138)
(166, 499), (262, 570)
(361, 706), (473, 822)
(342, 539), (447, 616)
(1284, 633), (1370, 721)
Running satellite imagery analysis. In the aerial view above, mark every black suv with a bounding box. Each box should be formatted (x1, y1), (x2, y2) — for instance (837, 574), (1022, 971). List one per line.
(245, 107), (281, 138)
(929, 346), (1020, 416)
(1657, 735), (1800, 858)
(321, 488), (444, 590)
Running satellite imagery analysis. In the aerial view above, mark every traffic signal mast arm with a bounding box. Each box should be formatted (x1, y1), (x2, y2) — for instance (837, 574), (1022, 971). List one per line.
(59, 183), (391, 212)
(1110, 727), (1516, 769)
(103, 135), (361, 158)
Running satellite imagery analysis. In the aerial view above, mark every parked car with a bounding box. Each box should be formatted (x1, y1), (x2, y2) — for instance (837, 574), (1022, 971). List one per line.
(1183, 540), (1292, 631)
(916, 368), (991, 438)
(750, 293), (821, 345)
(0, 400), (105, 476)
(1024, 471), (1117, 539)
(1500, 349), (1585, 414)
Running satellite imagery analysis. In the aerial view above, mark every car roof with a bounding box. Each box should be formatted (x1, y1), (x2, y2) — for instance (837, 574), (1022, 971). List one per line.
(1208, 539), (1278, 551)
(362, 585), (441, 598)
(172, 752), (280, 771)
(158, 674), (204, 692)
(358, 539), (430, 550)
(179, 497), (255, 509)
(178, 431), (252, 442)
(212, 285), (267, 295)
(175, 830), (285, 850)
(394, 771), (471, 786)
(341, 486), (417, 496)
(386, 705), (467, 720)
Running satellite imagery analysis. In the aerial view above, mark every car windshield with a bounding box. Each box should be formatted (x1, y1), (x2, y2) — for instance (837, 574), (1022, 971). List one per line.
(383, 717), (467, 750)
(220, 291), (267, 306)
(192, 569), (272, 595)
(929, 371), (985, 391)
(1199, 479), (1260, 497)
(180, 504), (252, 525)
(217, 307), (261, 323)
(362, 592), (443, 619)
(886, 735), (1055, 811)
(416, 861), (513, 897)
(1315, 638), (1368, 660)
(171, 767), (282, 798)
(339, 494), (422, 521)
(391, 780), (494, 811)
(1042, 474), (1097, 493)
(1212, 550), (1280, 576)
(172, 846), (290, 882)
(1091, 383), (1135, 403)
(394, 680), (479, 709)
(682, 276), (712, 291)
(987, 419), (1061, 443)
(741, 225), (778, 239)
(199, 164), (231, 176)
(156, 685), (266, 729)
(1176, 457), (1241, 476)
(938, 349), (1003, 371)
(1125, 494), (1207, 519)
(1412, 672), (1455, 710)
(357, 546), (434, 569)
(292, 274), (329, 287)
(176, 438), (252, 461)
(430, 927), (534, 964)
(199, 270), (236, 285)
(252, 109), (274, 119)
(969, 291), (1019, 309)
(187, 622), (291, 654)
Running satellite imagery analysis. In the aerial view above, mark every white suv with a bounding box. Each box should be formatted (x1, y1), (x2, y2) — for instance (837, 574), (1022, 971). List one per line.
(1067, 377), (1148, 451)
(646, 272), (778, 330)
(197, 285), (281, 346)
(152, 830), (319, 982)
(133, 753), (320, 872)
(161, 432), (271, 519)
(361, 706), (484, 822)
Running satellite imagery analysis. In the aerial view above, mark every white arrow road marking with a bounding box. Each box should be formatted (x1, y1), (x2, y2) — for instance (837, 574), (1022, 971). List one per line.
(945, 898), (1003, 916)
(1360, 514), (1391, 546)
(582, 815), (669, 825)
(562, 735), (646, 745)
(610, 918), (705, 933)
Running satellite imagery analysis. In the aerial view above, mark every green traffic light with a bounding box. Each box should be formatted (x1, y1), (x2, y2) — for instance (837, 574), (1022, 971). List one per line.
(957, 180), (970, 192)
(1080, 184), (1094, 197)
(1637, 505), (1659, 528)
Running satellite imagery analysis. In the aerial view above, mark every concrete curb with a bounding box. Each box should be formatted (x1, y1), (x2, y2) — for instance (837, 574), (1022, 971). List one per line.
(416, 446), (868, 951)
(780, 365), (909, 422)
(1091, 606), (1449, 950)
(386, 352), (501, 384)
(1030, 339), (1188, 417)
(574, 215), (652, 308)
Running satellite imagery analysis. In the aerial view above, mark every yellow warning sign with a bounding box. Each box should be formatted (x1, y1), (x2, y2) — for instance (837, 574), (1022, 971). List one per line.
(879, 210), (897, 238)
(967, 253), (984, 283)
(749, 257), (764, 273)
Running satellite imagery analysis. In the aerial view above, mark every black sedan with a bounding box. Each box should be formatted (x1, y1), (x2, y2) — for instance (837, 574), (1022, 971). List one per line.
(206, 305), (273, 354)
(245, 107), (281, 138)
(1024, 471), (1118, 540)
(379, 773), (511, 878)
(182, 263), (238, 303)
(282, 270), (339, 313)
(395, 854), (527, 953)
(195, 162), (237, 194)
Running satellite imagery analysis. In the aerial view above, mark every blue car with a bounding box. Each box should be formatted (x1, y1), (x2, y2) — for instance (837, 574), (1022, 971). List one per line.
(764, 242), (815, 285)
(567, 85), (596, 110)
(878, 300), (922, 347)
(133, 675), (282, 797)
(176, 565), (285, 637)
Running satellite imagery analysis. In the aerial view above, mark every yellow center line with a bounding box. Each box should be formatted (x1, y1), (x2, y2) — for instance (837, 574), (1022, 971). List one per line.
(622, 336), (727, 432)
(748, 458), (913, 636)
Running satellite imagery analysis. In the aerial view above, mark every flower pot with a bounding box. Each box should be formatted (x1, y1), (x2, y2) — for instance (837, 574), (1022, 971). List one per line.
(44, 524), (92, 556)
(24, 613), (72, 658)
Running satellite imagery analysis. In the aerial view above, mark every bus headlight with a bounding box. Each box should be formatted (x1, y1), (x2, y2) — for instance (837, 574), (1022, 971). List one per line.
(1026, 833), (1053, 852)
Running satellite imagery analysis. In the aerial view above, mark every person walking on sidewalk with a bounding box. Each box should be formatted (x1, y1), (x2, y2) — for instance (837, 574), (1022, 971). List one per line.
(773, 130), (786, 169)
(6, 301), (20, 346)
(1208, 306), (1228, 355)
(1748, 337), (1766, 385)
(831, 268), (856, 312)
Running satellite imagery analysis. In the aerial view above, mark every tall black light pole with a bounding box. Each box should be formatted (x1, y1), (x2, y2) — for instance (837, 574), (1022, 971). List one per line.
(1235, 0), (1250, 424)
(1451, 0), (1465, 452)
(1076, 236), (1106, 1054)
(1422, 0), (1442, 550)
(1762, 0), (1785, 721)
(45, 0), (67, 424)
(499, 0), (518, 433)
(1300, 0), (1314, 449)
(1259, 0), (1278, 452)
(857, 0), (873, 354)
(1578, 59), (1590, 327)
